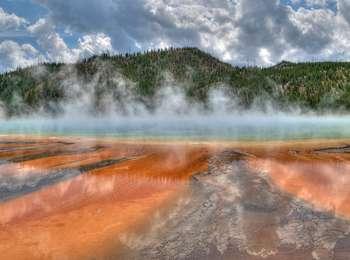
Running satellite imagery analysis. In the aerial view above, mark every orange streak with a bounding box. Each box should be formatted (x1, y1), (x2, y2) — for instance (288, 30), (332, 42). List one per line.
(0, 137), (212, 259)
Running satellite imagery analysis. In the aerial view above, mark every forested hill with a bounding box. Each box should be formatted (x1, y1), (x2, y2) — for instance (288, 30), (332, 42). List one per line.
(1, 47), (350, 117)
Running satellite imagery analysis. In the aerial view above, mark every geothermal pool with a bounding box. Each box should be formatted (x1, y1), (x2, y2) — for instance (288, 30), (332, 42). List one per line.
(1, 114), (350, 140)
(2, 121), (350, 258)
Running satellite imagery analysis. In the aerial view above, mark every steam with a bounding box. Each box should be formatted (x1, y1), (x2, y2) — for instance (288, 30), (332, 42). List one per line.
(1, 60), (350, 141)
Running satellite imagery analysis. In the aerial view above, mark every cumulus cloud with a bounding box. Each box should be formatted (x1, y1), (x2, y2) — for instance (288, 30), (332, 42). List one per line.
(0, 11), (114, 72)
(0, 41), (43, 72)
(232, 0), (298, 64)
(305, 0), (328, 7)
(286, 5), (350, 62)
(0, 7), (27, 32)
(28, 18), (73, 62)
(31, 0), (350, 66)
(34, 0), (239, 59)
(28, 18), (114, 63)
(338, 0), (350, 24)
(1, 0), (350, 71)
(77, 33), (114, 57)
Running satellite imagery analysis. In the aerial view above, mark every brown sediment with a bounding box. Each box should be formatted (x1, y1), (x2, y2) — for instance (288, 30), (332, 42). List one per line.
(5, 145), (105, 163)
(2, 136), (350, 258)
(243, 140), (350, 219)
(0, 177), (184, 259)
(0, 136), (214, 259)
(249, 158), (350, 218)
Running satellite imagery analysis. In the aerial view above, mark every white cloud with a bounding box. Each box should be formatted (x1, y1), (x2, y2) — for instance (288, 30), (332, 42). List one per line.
(305, 0), (327, 7)
(28, 18), (114, 63)
(1, 0), (350, 71)
(0, 13), (114, 71)
(0, 41), (44, 72)
(288, 6), (350, 61)
(259, 48), (273, 65)
(28, 18), (73, 62)
(77, 33), (114, 57)
(0, 7), (27, 32)
(33, 0), (350, 66)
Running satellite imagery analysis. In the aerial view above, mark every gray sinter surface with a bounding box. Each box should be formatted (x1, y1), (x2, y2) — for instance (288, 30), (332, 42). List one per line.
(118, 150), (350, 260)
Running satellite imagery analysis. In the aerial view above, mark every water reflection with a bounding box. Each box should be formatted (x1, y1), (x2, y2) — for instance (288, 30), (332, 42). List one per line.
(4, 175), (180, 223)
(251, 159), (350, 218)
(2, 137), (350, 259)
(0, 137), (214, 259)
(0, 165), (185, 259)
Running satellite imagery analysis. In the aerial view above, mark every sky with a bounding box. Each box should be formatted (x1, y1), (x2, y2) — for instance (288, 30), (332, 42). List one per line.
(0, 0), (350, 72)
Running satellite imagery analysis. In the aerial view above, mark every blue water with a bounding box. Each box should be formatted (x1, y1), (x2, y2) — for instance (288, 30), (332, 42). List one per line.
(0, 115), (350, 141)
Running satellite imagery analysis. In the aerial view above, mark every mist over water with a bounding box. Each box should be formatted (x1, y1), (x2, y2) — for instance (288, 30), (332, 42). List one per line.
(1, 113), (350, 140)
(1, 65), (349, 141)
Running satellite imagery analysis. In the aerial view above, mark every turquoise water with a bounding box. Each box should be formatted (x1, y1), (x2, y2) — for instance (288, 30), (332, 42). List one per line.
(0, 115), (350, 141)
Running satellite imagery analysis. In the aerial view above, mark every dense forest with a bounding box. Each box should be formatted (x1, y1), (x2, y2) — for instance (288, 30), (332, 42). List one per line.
(1, 47), (350, 117)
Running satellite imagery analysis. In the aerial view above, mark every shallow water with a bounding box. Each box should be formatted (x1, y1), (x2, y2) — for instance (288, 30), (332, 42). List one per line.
(0, 138), (209, 259)
(1, 135), (350, 258)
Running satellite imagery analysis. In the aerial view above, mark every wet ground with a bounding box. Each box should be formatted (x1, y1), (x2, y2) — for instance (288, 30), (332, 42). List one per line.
(1, 136), (350, 259)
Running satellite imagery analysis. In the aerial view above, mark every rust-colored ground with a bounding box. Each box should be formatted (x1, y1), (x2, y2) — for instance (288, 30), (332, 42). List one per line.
(245, 139), (350, 219)
(0, 136), (212, 259)
(1, 136), (350, 259)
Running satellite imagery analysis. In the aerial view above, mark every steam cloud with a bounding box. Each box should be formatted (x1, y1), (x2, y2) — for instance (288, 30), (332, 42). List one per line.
(1, 61), (350, 141)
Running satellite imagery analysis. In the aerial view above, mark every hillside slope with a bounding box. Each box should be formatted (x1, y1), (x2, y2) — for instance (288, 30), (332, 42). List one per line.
(1, 47), (350, 116)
